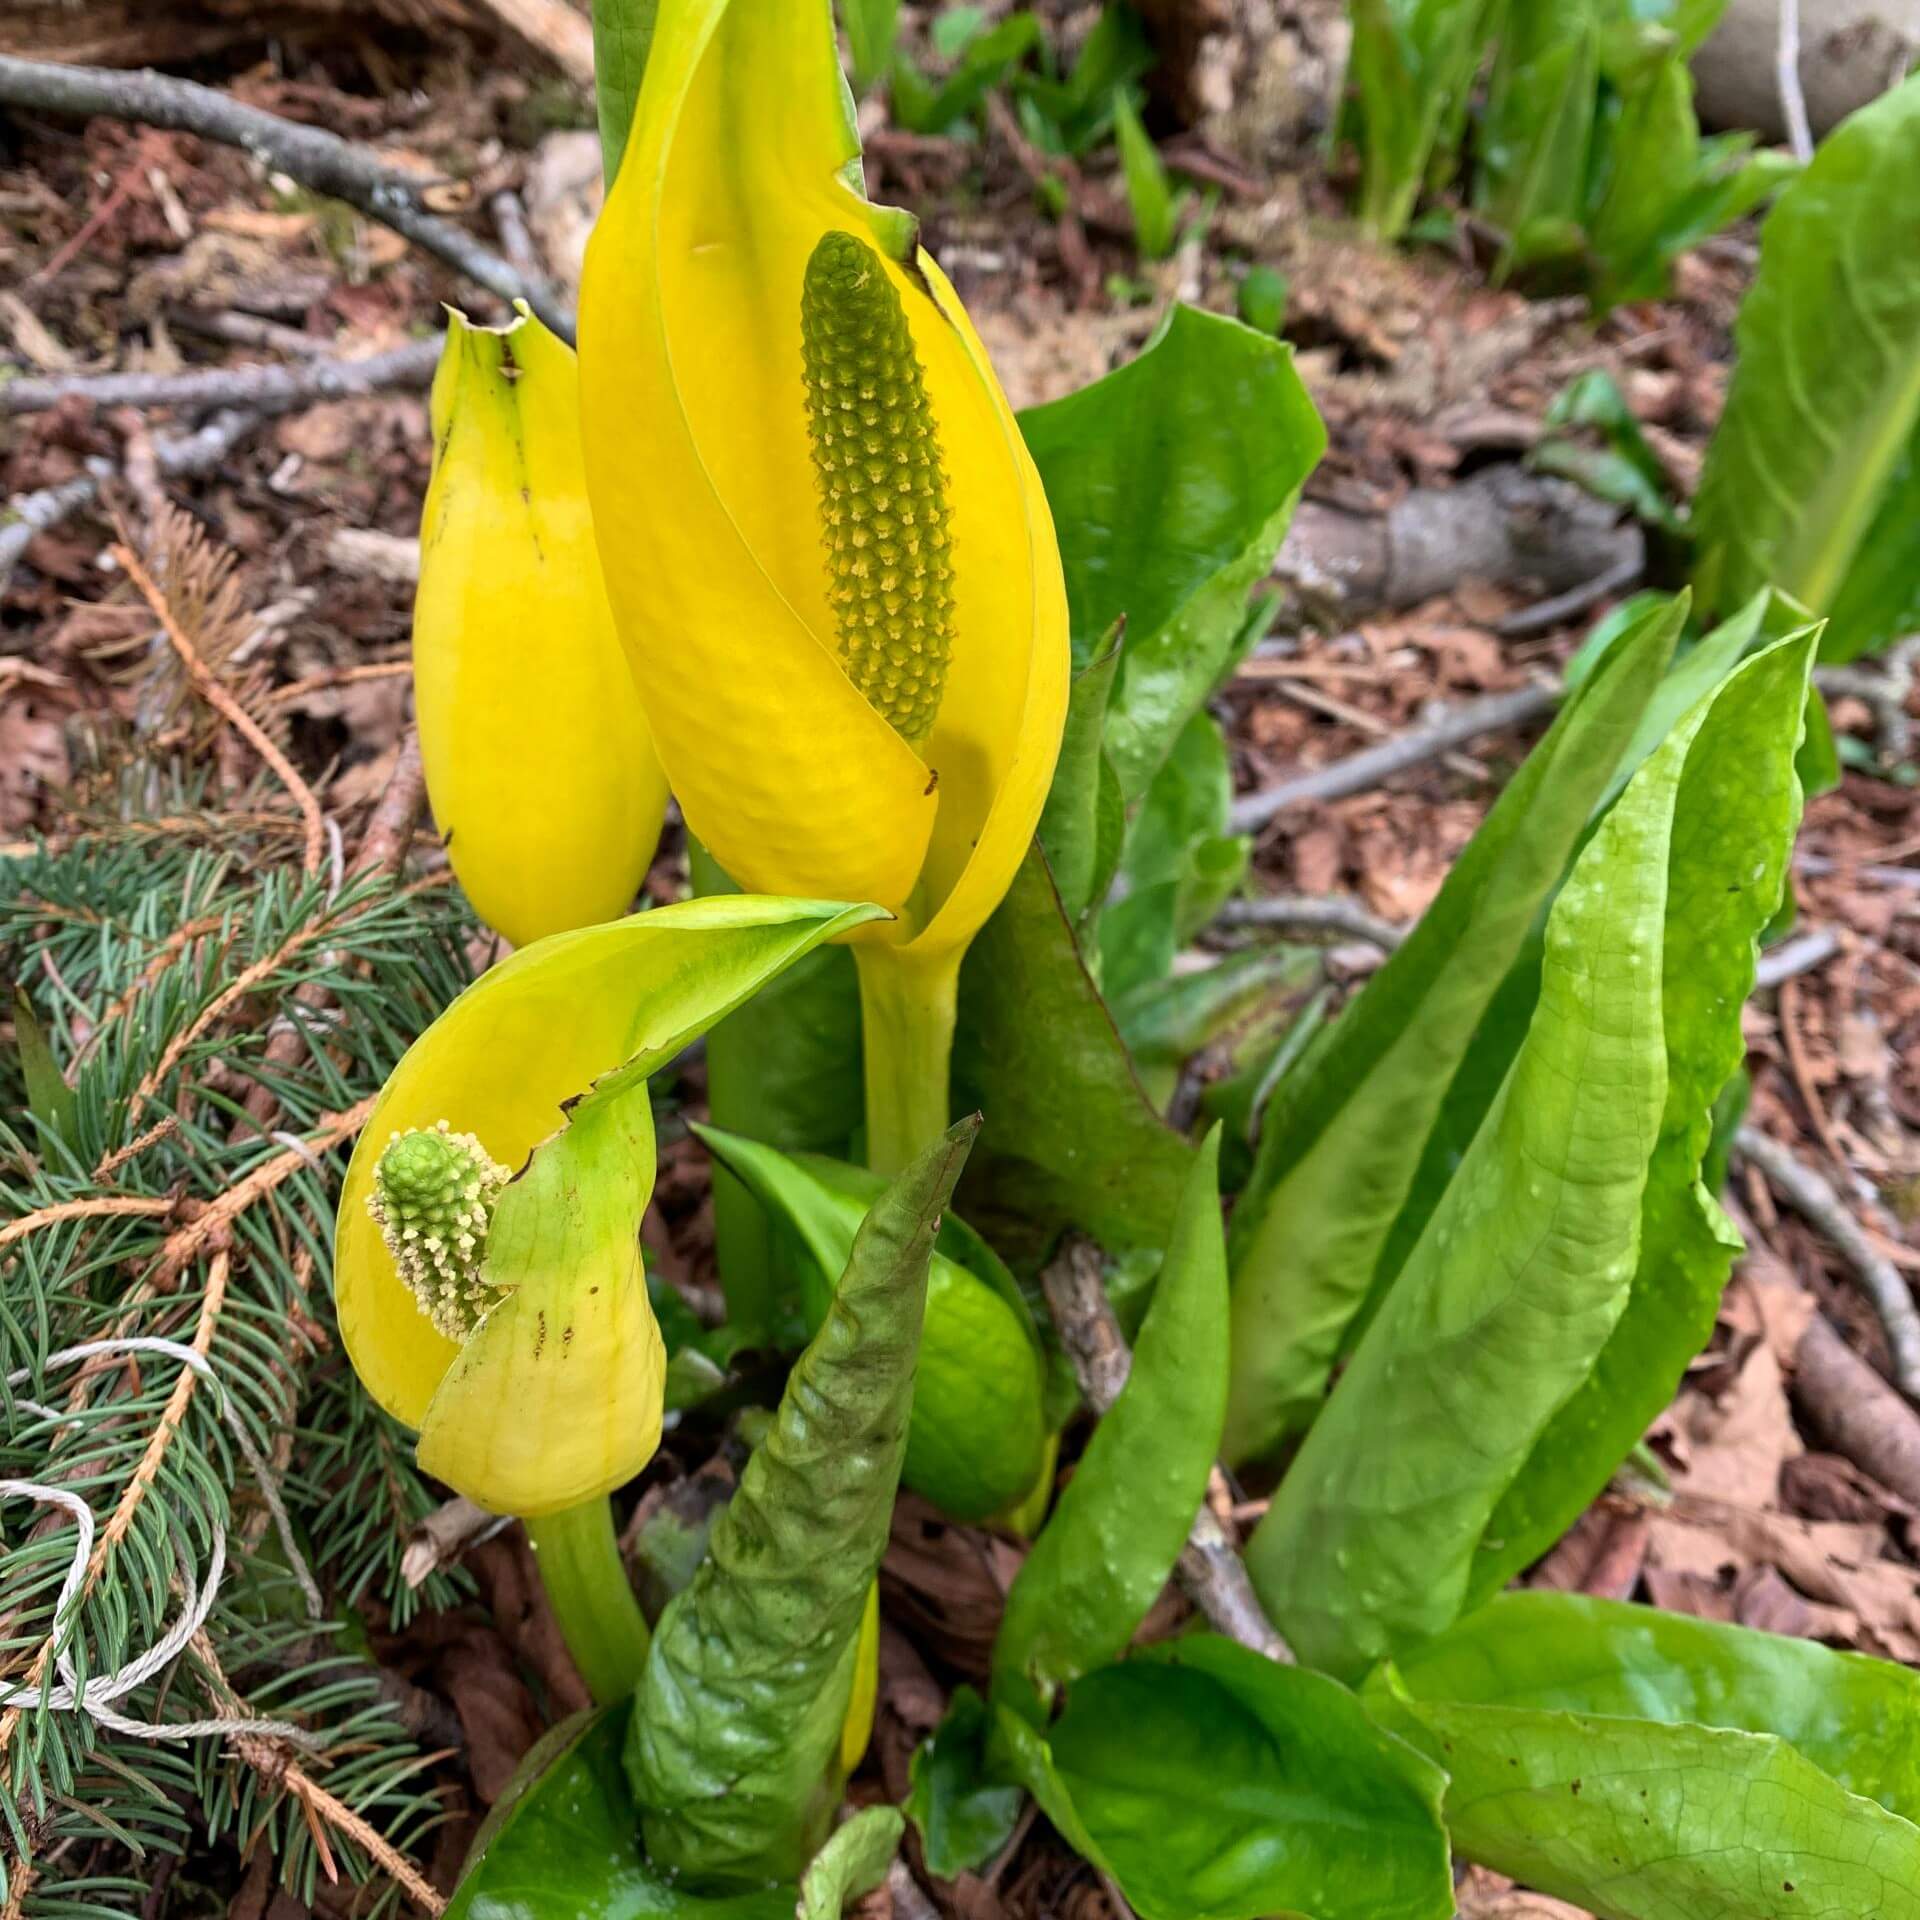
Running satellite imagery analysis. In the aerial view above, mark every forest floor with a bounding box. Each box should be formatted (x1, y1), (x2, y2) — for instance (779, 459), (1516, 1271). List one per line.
(3, 5), (1918, 1918)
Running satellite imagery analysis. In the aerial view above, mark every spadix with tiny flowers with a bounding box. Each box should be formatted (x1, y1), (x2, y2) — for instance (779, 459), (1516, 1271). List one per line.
(577, 0), (1070, 1169)
(334, 895), (885, 1517)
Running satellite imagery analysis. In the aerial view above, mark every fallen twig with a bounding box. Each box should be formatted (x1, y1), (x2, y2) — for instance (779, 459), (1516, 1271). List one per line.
(1, 338), (442, 419)
(1, 409), (258, 590)
(1213, 893), (1405, 950)
(1495, 546), (1646, 639)
(1754, 926), (1840, 991)
(1042, 1236), (1293, 1663)
(1777, 0), (1815, 164)
(1230, 681), (1560, 833)
(0, 54), (569, 338)
(1792, 1311), (1920, 1510)
(401, 1493), (505, 1590)
(1735, 1125), (1920, 1402)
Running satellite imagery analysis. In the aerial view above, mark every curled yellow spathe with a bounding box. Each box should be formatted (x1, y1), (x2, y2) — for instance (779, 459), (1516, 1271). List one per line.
(414, 304), (669, 950)
(576, 0), (1069, 965)
(334, 896), (885, 1515)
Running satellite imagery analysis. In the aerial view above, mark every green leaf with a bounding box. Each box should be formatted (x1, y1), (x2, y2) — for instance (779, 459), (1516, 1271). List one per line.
(1346, 0), (1499, 241)
(1532, 370), (1684, 532)
(1113, 90), (1177, 259)
(839, 0), (901, 94)
(1823, 421), (1920, 663)
(1018, 305), (1325, 801)
(1477, 7), (1599, 278)
(1585, 56), (1699, 309)
(11, 985), (78, 1147)
(689, 841), (862, 1341)
(797, 1808), (903, 1920)
(1235, 263), (1288, 336)
(593, 0), (660, 188)
(1099, 711), (1248, 1001)
(447, 1705), (792, 1919)
(992, 1130), (1228, 1719)
(1471, 627), (1811, 1598)
(907, 1687), (1025, 1879)
(888, 11), (1043, 134)
(692, 1125), (1046, 1522)
(955, 843), (1195, 1259)
(1244, 635), (1810, 1681)
(1039, 622), (1125, 927)
(1693, 75), (1920, 656)
(1012, 4), (1154, 157)
(997, 1638), (1453, 1920)
(630, 1121), (978, 1886)
(1384, 1592), (1920, 1825)
(1386, 1695), (1920, 1920)
(1222, 595), (1682, 1468)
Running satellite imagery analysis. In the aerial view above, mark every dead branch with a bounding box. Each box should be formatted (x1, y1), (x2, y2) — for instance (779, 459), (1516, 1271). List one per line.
(0, 54), (569, 338)
(1, 338), (442, 419)
(1229, 681), (1560, 832)
(1213, 893), (1405, 949)
(1754, 926), (1841, 990)
(400, 1494), (501, 1590)
(1041, 1235), (1294, 1663)
(1, 409), (258, 590)
(1735, 1125), (1920, 1401)
(1791, 1312), (1920, 1510)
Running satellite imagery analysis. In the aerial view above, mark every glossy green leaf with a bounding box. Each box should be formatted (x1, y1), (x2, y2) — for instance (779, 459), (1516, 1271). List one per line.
(955, 843), (1195, 1259)
(906, 1687), (1025, 1879)
(1693, 75), (1920, 659)
(797, 1808), (903, 1920)
(446, 1706), (791, 1920)
(1385, 1592), (1920, 1824)
(630, 1122), (976, 1886)
(592, 0), (660, 187)
(690, 842), (862, 1341)
(997, 1637), (1452, 1920)
(1823, 421), (1920, 664)
(1018, 305), (1325, 799)
(1222, 595), (1681, 1468)
(1472, 629), (1811, 1598)
(1099, 711), (1248, 1001)
(1113, 91), (1178, 259)
(993, 1131), (1227, 1720)
(1387, 1694), (1920, 1920)
(1246, 637), (1809, 1681)
(1038, 623), (1125, 927)
(692, 1125), (1046, 1522)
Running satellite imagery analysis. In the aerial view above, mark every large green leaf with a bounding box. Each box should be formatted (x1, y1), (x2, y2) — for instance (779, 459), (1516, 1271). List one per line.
(1476, 1), (1599, 276)
(1823, 422), (1920, 663)
(1098, 711), (1248, 1002)
(955, 843), (1195, 1259)
(1383, 1593), (1920, 1824)
(906, 1687), (1026, 1879)
(1017, 304), (1325, 801)
(1693, 75), (1920, 659)
(446, 1707), (791, 1920)
(996, 1638), (1452, 1920)
(630, 1123), (976, 1886)
(692, 1126), (1046, 1522)
(1385, 1695), (1920, 1920)
(1471, 627), (1811, 1597)
(1244, 637), (1808, 1681)
(1222, 595), (1681, 1467)
(992, 1132), (1228, 1720)
(689, 842), (863, 1342)
(1037, 623), (1125, 928)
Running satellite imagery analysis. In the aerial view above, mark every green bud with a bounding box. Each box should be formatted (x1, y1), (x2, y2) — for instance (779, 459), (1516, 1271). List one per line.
(368, 1121), (512, 1340)
(800, 228), (956, 744)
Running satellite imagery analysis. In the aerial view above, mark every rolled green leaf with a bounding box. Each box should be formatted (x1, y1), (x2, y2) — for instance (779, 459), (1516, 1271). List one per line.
(1245, 634), (1814, 1680)
(629, 1119), (977, 1886)
(996, 1637), (1452, 1920)
(992, 1130), (1228, 1720)
(1692, 73), (1920, 661)
(797, 1808), (903, 1920)
(693, 1124), (1047, 1522)
(1223, 594), (1682, 1467)
(1380, 1592), (1920, 1825)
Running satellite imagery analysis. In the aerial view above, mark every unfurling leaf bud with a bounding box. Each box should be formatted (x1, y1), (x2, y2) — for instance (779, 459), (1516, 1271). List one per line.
(801, 229), (956, 744)
(368, 1122), (512, 1340)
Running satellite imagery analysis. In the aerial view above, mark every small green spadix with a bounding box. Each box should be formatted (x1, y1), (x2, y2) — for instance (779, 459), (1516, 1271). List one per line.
(368, 1122), (512, 1340)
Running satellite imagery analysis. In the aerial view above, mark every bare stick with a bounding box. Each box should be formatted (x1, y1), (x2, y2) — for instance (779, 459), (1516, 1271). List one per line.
(1496, 546), (1645, 639)
(1754, 926), (1840, 991)
(1735, 1125), (1920, 1401)
(0, 54), (571, 339)
(1, 338), (441, 419)
(1230, 681), (1560, 833)
(1777, 0), (1815, 164)
(1042, 1236), (1294, 1663)
(1, 409), (258, 588)
(1214, 894), (1405, 950)
(1792, 1313), (1920, 1510)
